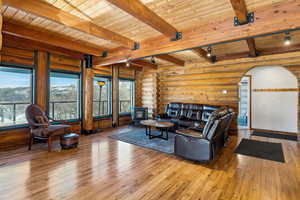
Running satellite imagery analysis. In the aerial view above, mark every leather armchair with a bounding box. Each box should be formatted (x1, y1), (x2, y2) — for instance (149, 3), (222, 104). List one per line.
(25, 104), (71, 152)
(174, 109), (233, 162)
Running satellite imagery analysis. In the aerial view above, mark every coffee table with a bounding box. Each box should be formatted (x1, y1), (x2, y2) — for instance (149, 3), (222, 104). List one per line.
(140, 120), (174, 140)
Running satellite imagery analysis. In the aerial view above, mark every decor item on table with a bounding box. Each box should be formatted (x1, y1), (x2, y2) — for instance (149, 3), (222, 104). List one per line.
(234, 138), (285, 163)
(140, 119), (174, 140)
(132, 107), (148, 126)
(95, 80), (106, 133)
(60, 133), (80, 149)
(25, 104), (71, 152)
(109, 128), (175, 154)
(174, 108), (234, 162)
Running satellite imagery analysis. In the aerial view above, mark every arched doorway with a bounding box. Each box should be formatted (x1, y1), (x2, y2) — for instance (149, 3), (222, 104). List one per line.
(238, 66), (298, 135)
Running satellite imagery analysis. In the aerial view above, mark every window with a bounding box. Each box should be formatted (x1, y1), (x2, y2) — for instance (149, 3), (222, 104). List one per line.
(49, 72), (80, 120)
(0, 67), (33, 127)
(93, 76), (111, 117)
(119, 79), (135, 114)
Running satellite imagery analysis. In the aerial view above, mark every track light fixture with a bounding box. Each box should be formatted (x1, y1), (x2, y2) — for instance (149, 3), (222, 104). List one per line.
(126, 60), (130, 67)
(151, 56), (156, 64)
(284, 32), (291, 46)
(207, 46), (212, 57)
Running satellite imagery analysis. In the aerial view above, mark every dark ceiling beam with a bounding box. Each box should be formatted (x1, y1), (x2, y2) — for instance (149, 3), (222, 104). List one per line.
(229, 0), (257, 57)
(106, 0), (179, 40)
(155, 54), (185, 66)
(191, 48), (213, 63)
(3, 0), (136, 49)
(2, 21), (103, 56)
(2, 34), (84, 59)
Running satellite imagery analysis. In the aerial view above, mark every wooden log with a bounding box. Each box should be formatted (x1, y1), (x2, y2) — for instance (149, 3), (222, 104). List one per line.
(82, 66), (94, 132)
(112, 65), (119, 127)
(35, 51), (49, 111)
(51, 54), (81, 67)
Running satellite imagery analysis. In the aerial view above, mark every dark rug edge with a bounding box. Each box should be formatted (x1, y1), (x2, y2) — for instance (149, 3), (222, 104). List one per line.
(108, 134), (174, 155)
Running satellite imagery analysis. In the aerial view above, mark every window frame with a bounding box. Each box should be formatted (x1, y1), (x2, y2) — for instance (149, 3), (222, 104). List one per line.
(48, 70), (82, 122)
(0, 65), (35, 130)
(119, 78), (135, 116)
(93, 75), (112, 119)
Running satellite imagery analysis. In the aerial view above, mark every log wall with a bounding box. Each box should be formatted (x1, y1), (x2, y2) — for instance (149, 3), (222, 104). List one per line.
(136, 52), (300, 136)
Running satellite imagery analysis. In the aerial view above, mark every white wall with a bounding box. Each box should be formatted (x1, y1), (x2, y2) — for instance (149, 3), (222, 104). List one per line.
(246, 66), (298, 133)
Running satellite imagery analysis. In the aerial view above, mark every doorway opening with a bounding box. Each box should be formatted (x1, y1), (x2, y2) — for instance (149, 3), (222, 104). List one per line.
(238, 66), (298, 135)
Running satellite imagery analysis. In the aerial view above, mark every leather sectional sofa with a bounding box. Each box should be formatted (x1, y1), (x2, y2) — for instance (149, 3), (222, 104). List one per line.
(157, 102), (235, 162)
(157, 102), (221, 130)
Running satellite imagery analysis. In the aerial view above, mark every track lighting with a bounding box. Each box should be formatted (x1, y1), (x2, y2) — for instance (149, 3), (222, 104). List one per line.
(284, 32), (291, 46)
(126, 60), (130, 67)
(207, 46), (212, 57)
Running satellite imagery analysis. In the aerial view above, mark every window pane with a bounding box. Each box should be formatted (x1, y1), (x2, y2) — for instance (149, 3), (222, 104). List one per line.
(119, 79), (134, 114)
(93, 77), (111, 117)
(0, 67), (33, 127)
(49, 72), (80, 120)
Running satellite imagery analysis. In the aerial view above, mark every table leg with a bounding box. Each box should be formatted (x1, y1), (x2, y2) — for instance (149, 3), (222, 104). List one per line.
(148, 126), (152, 139)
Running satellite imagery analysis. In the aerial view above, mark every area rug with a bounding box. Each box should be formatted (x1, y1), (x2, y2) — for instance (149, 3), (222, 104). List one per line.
(234, 138), (285, 163)
(109, 129), (175, 154)
(252, 131), (298, 141)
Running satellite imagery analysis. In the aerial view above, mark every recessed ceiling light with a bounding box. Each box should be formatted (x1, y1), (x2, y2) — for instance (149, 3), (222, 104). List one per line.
(284, 32), (291, 46)
(207, 46), (212, 57)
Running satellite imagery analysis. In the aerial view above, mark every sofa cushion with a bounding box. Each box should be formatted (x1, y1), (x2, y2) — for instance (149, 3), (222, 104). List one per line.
(202, 114), (217, 138)
(206, 120), (220, 140)
(202, 105), (220, 122)
(178, 104), (189, 119)
(166, 102), (182, 118)
(177, 119), (195, 127)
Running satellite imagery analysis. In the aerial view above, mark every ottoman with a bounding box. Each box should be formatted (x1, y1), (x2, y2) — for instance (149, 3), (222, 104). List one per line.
(60, 133), (79, 149)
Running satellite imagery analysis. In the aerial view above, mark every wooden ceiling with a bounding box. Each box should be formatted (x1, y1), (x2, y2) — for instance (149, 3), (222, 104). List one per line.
(1, 0), (299, 67)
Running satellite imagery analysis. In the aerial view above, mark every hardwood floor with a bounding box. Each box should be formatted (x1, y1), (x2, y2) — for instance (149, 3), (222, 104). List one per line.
(0, 126), (299, 200)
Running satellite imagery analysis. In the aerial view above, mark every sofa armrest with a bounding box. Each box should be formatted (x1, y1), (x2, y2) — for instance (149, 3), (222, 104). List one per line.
(174, 135), (212, 161)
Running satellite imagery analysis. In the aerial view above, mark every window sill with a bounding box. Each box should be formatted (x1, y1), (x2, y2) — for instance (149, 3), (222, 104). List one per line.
(50, 119), (81, 125)
(0, 124), (29, 131)
(93, 115), (112, 120)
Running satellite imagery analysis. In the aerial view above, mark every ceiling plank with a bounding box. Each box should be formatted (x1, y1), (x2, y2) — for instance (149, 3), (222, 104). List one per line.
(106, 0), (178, 39)
(229, 0), (257, 57)
(191, 48), (213, 63)
(2, 21), (103, 56)
(155, 54), (185, 66)
(3, 0), (136, 49)
(94, 1), (299, 65)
